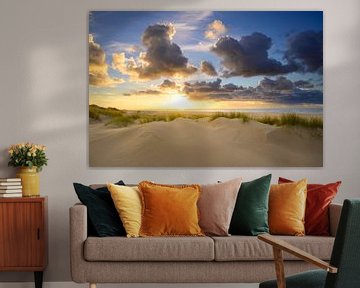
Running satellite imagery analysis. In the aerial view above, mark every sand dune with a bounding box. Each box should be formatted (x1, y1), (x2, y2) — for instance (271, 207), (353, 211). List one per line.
(89, 118), (322, 167)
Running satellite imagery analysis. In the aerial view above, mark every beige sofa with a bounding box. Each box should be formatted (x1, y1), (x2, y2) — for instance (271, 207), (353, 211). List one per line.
(70, 203), (342, 287)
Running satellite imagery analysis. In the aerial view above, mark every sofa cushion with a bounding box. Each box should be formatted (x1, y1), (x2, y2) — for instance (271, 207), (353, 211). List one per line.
(269, 179), (307, 236)
(212, 236), (334, 261)
(198, 178), (242, 236)
(84, 236), (214, 261)
(73, 181), (126, 237)
(229, 174), (271, 236)
(107, 184), (142, 238)
(278, 177), (341, 236)
(139, 181), (203, 237)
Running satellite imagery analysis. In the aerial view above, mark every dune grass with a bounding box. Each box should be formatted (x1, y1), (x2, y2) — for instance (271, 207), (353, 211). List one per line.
(90, 105), (208, 127)
(257, 113), (322, 129)
(89, 105), (322, 129)
(210, 112), (250, 123)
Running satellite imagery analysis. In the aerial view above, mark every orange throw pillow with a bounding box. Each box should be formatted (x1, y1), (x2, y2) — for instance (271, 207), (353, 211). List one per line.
(138, 181), (204, 237)
(269, 179), (307, 236)
(278, 177), (341, 235)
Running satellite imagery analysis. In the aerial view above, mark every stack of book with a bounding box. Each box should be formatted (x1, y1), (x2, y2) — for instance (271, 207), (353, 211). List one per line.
(0, 178), (22, 197)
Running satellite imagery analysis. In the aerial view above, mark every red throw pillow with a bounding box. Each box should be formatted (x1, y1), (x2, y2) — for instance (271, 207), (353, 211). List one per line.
(278, 177), (341, 236)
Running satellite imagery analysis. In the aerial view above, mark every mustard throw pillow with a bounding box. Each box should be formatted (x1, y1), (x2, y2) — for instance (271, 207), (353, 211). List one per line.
(269, 179), (307, 236)
(107, 183), (142, 238)
(138, 181), (203, 237)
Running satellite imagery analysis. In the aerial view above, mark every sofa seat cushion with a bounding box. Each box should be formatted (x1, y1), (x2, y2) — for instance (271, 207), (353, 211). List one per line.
(212, 236), (334, 261)
(84, 236), (214, 261)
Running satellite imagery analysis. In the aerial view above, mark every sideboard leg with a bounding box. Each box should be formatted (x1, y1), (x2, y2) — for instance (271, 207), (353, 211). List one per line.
(90, 283), (97, 288)
(34, 271), (43, 288)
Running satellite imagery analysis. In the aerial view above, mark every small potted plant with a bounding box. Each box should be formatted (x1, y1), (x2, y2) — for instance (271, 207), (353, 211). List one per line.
(8, 143), (48, 197)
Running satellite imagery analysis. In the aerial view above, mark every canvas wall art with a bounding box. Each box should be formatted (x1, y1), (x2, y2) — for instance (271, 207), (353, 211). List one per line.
(89, 11), (323, 167)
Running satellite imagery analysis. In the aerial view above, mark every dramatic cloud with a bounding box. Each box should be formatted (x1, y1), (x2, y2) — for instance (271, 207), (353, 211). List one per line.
(294, 80), (315, 89)
(259, 76), (294, 92)
(184, 78), (223, 94)
(183, 78), (242, 100)
(205, 20), (227, 40)
(211, 33), (297, 77)
(285, 30), (323, 74)
(159, 79), (177, 89)
(200, 61), (218, 76)
(183, 77), (322, 105)
(89, 34), (124, 87)
(112, 24), (197, 80)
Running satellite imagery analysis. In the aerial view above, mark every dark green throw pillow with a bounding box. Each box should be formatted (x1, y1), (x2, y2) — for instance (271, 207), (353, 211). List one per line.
(73, 181), (126, 237)
(229, 174), (272, 236)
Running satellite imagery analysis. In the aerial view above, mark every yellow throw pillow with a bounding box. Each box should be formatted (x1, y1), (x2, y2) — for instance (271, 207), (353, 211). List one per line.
(138, 181), (204, 237)
(269, 179), (307, 236)
(107, 183), (142, 238)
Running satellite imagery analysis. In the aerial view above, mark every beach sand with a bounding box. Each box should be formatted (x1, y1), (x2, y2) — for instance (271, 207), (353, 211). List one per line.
(89, 117), (322, 167)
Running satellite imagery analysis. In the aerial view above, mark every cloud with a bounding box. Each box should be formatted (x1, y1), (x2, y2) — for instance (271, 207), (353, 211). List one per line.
(183, 77), (322, 105)
(171, 11), (213, 42)
(123, 89), (163, 96)
(205, 20), (227, 40)
(174, 11), (213, 33)
(159, 79), (177, 89)
(106, 42), (142, 54)
(285, 30), (323, 74)
(88, 34), (124, 87)
(124, 79), (180, 96)
(294, 80), (315, 89)
(173, 23), (198, 32)
(183, 78), (240, 100)
(200, 61), (218, 76)
(182, 42), (213, 52)
(211, 33), (297, 77)
(259, 76), (294, 92)
(112, 24), (197, 80)
(184, 78), (223, 94)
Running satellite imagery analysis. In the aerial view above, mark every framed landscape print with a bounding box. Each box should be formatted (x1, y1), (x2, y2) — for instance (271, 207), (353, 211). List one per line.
(89, 11), (323, 167)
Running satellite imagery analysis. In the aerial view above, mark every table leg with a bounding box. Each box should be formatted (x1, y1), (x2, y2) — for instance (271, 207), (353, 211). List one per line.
(34, 271), (43, 288)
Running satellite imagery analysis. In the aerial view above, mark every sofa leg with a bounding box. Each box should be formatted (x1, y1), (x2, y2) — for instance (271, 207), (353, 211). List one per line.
(89, 283), (96, 288)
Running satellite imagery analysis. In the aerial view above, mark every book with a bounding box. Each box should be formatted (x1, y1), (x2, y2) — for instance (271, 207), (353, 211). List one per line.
(0, 193), (22, 198)
(0, 182), (22, 186)
(0, 186), (22, 190)
(0, 189), (22, 193)
(0, 178), (21, 182)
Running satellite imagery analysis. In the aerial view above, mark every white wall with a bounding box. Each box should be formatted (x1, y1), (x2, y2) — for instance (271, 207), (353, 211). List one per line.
(0, 0), (359, 282)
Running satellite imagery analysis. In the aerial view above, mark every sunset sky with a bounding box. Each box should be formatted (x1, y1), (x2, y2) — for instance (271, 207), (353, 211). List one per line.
(89, 11), (323, 112)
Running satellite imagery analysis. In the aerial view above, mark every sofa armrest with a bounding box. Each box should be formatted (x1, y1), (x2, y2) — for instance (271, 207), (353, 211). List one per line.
(329, 203), (342, 237)
(69, 203), (88, 283)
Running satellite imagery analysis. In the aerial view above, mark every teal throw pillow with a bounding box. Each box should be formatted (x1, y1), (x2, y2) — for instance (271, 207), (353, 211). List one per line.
(229, 174), (272, 236)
